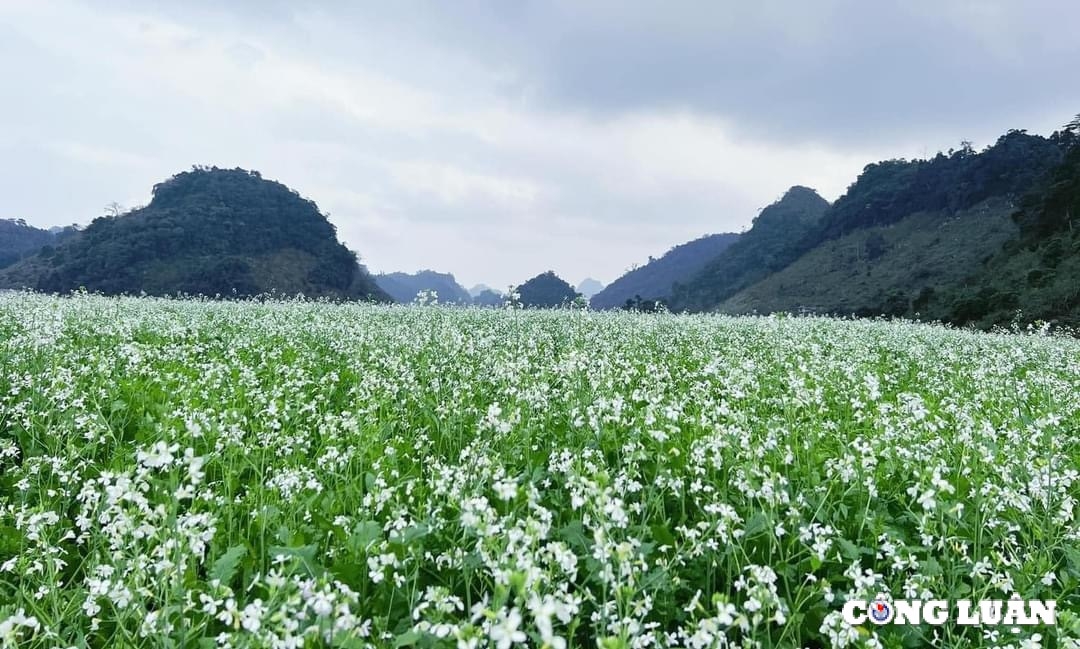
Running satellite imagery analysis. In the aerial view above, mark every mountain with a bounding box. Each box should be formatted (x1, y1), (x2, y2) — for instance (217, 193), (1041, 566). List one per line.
(667, 186), (830, 312)
(576, 278), (605, 299)
(515, 271), (580, 307)
(720, 196), (1020, 317)
(699, 128), (1072, 326)
(0, 219), (78, 269)
(375, 270), (472, 304)
(0, 166), (387, 300)
(589, 232), (740, 309)
(925, 129), (1080, 328)
(472, 289), (504, 307)
(468, 283), (495, 297)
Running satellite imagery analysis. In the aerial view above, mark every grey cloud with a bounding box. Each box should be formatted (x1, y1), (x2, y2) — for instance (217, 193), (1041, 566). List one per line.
(2, 0), (1077, 289)
(285, 1), (1080, 148)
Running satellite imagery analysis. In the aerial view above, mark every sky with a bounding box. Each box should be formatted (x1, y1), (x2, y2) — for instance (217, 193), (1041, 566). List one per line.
(2, 1), (1078, 289)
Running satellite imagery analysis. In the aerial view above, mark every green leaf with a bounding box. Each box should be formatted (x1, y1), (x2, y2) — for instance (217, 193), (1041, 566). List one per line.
(209, 544), (247, 586)
(922, 556), (942, 577)
(650, 523), (676, 548)
(558, 521), (589, 550)
(743, 512), (770, 538)
(394, 630), (422, 647)
(268, 544), (324, 577)
(836, 537), (863, 560)
(397, 523), (429, 545)
(350, 520), (383, 552)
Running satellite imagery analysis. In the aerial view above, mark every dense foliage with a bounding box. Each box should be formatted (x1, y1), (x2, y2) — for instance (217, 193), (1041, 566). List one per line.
(1, 294), (1077, 648)
(816, 131), (1063, 241)
(375, 271), (473, 304)
(590, 233), (739, 310)
(0, 219), (77, 269)
(0, 167), (387, 300)
(667, 127), (1077, 328)
(718, 198), (1020, 320)
(515, 271), (580, 307)
(931, 130), (1080, 328)
(668, 187), (829, 312)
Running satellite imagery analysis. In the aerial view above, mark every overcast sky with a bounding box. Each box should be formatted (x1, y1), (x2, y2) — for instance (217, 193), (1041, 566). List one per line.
(2, 1), (1078, 288)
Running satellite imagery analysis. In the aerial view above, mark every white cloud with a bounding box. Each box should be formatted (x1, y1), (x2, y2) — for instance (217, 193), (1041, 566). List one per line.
(1, 0), (1075, 289)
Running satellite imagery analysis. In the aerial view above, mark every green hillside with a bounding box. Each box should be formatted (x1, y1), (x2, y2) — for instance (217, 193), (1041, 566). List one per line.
(667, 186), (829, 311)
(927, 130), (1080, 328)
(0, 167), (388, 300)
(720, 197), (1018, 317)
(0, 219), (78, 268)
(589, 232), (739, 309)
(515, 271), (580, 307)
(672, 127), (1075, 327)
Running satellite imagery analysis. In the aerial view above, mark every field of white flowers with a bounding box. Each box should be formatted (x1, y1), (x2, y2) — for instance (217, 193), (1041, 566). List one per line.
(0, 293), (1077, 649)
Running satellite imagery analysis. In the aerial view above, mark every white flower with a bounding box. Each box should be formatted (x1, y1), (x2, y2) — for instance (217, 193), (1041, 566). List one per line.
(136, 441), (179, 469)
(494, 479), (517, 501)
(240, 600), (265, 633)
(490, 608), (526, 649)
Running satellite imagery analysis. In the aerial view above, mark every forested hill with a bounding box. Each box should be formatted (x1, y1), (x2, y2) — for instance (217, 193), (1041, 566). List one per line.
(662, 125), (1078, 328)
(375, 270), (472, 304)
(923, 127), (1080, 327)
(590, 232), (739, 309)
(0, 167), (388, 300)
(0, 219), (78, 269)
(667, 186), (830, 312)
(515, 271), (580, 307)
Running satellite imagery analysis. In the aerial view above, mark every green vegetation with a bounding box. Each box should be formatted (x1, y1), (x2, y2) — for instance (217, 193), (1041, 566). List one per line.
(589, 233), (739, 310)
(720, 198), (1019, 318)
(815, 131), (1062, 241)
(0, 167), (387, 301)
(646, 125), (1079, 329)
(929, 129), (1080, 328)
(514, 270), (581, 307)
(668, 187), (829, 312)
(1, 295), (1077, 648)
(0, 219), (77, 269)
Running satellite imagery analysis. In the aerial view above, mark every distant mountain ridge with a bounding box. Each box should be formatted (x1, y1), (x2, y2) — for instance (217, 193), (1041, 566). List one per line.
(576, 278), (605, 299)
(667, 186), (829, 312)
(720, 197), (1020, 317)
(924, 133), (1080, 327)
(468, 283), (496, 298)
(0, 167), (388, 300)
(375, 270), (472, 304)
(590, 232), (740, 309)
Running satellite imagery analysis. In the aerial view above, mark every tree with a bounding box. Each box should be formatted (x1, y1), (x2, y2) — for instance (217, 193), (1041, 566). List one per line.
(514, 271), (580, 308)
